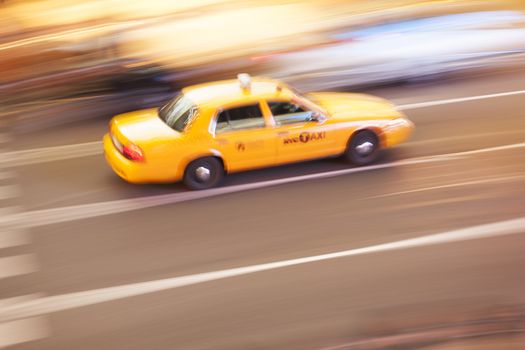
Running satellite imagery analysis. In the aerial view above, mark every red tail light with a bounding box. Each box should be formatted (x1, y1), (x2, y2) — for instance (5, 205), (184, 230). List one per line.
(122, 144), (144, 162)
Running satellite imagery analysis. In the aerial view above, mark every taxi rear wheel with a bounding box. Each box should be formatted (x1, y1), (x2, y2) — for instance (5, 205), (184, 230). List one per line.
(346, 130), (380, 165)
(183, 157), (224, 190)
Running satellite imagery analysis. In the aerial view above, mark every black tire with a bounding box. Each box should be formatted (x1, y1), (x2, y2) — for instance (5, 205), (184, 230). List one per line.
(183, 157), (224, 190)
(345, 130), (380, 165)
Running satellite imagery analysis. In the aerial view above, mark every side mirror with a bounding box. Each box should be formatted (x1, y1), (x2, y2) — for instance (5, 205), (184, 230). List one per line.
(308, 112), (324, 122)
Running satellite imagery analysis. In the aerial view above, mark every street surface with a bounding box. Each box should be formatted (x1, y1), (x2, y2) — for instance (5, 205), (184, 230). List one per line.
(1, 67), (525, 349)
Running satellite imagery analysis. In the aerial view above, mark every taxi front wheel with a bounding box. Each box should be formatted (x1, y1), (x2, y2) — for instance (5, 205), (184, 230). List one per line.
(183, 157), (224, 190)
(346, 130), (380, 165)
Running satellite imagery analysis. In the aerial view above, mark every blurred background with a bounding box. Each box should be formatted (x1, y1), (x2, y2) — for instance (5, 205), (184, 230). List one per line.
(1, 0), (525, 349)
(2, 0), (525, 127)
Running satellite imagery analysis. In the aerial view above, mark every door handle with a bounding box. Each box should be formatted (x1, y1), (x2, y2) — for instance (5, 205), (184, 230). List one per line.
(216, 139), (229, 145)
(277, 131), (289, 137)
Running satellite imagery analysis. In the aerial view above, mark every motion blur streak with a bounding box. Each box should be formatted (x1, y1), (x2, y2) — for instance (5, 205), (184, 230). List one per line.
(0, 317), (49, 348)
(0, 254), (38, 279)
(1, 216), (524, 324)
(3, 1), (525, 348)
(366, 174), (525, 199)
(2, 87), (524, 167)
(0, 217), (525, 322)
(0, 141), (101, 167)
(3, 142), (524, 229)
(0, 229), (30, 249)
(0, 21), (143, 51)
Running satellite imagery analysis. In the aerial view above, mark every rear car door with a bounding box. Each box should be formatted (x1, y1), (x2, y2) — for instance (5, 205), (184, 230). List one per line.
(210, 103), (277, 172)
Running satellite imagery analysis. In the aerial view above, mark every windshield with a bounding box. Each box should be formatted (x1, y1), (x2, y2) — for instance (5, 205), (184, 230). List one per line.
(158, 94), (198, 132)
(282, 83), (327, 116)
(292, 91), (327, 117)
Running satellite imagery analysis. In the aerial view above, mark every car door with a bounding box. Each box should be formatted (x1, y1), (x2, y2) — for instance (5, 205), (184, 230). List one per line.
(267, 100), (336, 164)
(210, 102), (277, 172)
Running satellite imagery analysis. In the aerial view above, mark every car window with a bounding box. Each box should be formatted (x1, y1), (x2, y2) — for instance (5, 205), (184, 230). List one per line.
(268, 101), (313, 125)
(158, 93), (198, 132)
(215, 104), (265, 133)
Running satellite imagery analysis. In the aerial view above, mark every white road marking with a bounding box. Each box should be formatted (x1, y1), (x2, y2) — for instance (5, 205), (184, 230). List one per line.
(444, 142), (525, 157)
(367, 174), (525, 199)
(398, 89), (525, 110)
(1, 142), (524, 229)
(382, 193), (492, 212)
(0, 141), (101, 167)
(0, 137), (49, 346)
(27, 187), (111, 211)
(0, 317), (49, 348)
(0, 255), (38, 279)
(0, 295), (45, 309)
(400, 130), (524, 147)
(4, 88), (525, 166)
(0, 230), (30, 249)
(0, 206), (22, 217)
(0, 216), (524, 323)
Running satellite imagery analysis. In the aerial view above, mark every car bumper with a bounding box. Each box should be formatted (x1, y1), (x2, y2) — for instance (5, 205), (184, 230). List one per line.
(103, 134), (185, 184)
(383, 117), (414, 147)
(103, 133), (150, 183)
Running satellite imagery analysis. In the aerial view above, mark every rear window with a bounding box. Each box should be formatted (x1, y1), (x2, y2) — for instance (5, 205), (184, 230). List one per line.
(158, 94), (198, 132)
(215, 104), (265, 133)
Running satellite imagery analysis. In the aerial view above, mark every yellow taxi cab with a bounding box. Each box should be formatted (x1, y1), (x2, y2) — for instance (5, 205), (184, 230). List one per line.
(103, 74), (414, 190)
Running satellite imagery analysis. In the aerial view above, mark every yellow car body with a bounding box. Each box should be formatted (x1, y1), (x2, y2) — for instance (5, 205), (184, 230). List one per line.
(103, 75), (413, 188)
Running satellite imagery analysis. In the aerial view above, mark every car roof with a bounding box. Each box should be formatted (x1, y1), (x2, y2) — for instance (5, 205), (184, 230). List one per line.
(182, 77), (292, 108)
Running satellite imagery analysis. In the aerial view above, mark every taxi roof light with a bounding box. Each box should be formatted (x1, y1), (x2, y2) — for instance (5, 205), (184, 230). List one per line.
(237, 73), (251, 91)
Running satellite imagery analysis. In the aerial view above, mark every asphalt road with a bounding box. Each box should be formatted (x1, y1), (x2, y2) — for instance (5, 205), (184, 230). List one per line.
(1, 68), (525, 349)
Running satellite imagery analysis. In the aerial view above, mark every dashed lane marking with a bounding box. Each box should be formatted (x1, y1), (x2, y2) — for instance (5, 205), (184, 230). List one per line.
(0, 230), (31, 249)
(0, 295), (45, 309)
(0, 255), (38, 280)
(0, 317), (49, 348)
(0, 128), (49, 348)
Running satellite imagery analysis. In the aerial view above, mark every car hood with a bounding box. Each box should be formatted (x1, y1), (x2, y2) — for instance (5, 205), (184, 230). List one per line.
(111, 108), (179, 143)
(308, 92), (403, 120)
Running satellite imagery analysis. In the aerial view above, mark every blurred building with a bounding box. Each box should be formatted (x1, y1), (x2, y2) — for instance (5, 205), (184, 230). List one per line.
(1, 0), (523, 111)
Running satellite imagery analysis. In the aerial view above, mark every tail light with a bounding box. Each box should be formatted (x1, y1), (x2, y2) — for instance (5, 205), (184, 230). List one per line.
(110, 128), (144, 162)
(122, 143), (144, 162)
